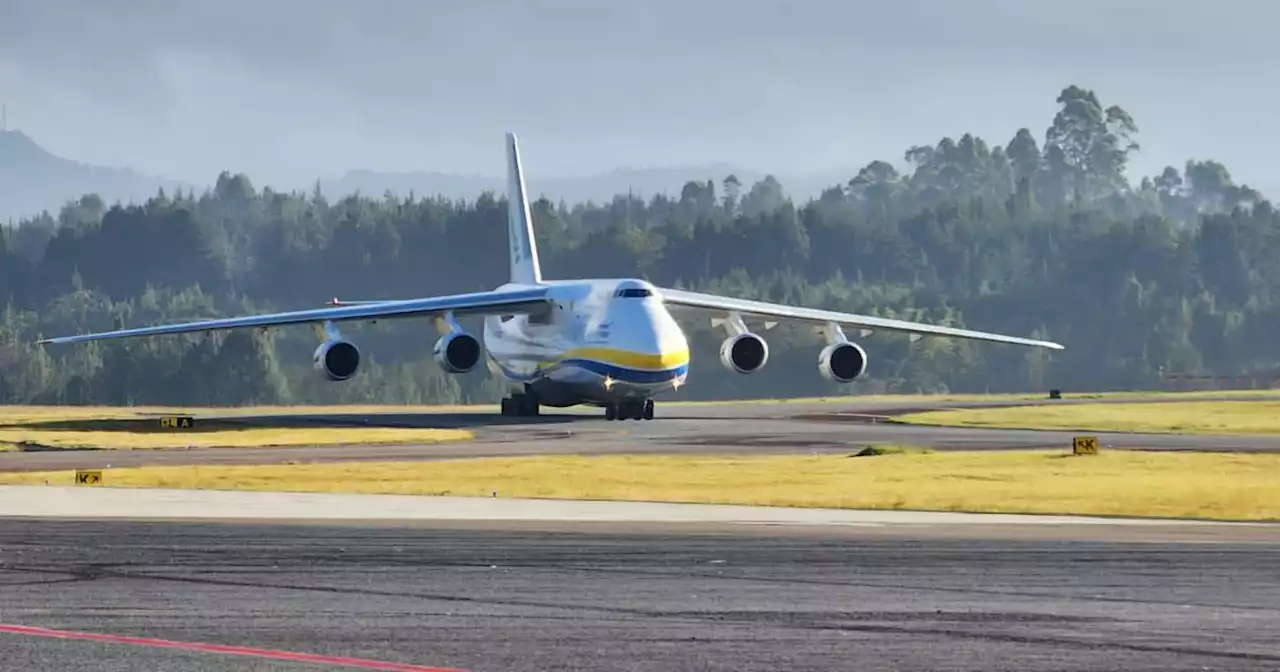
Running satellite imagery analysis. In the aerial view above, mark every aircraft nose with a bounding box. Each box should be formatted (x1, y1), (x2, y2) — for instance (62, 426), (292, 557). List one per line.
(636, 306), (688, 357)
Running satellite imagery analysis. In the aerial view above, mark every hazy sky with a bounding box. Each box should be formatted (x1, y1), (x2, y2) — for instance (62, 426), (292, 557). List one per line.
(3, 0), (1279, 192)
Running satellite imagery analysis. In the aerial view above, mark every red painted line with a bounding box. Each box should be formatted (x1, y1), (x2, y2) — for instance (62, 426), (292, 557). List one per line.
(0, 624), (466, 672)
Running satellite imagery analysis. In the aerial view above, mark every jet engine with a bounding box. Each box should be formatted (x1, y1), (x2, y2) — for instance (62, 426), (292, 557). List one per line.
(719, 332), (769, 374)
(313, 339), (361, 381)
(818, 341), (868, 383)
(434, 330), (482, 374)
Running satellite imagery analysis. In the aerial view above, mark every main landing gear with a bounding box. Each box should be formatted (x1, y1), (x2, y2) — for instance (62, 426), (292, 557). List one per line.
(605, 398), (654, 421)
(499, 389), (540, 417)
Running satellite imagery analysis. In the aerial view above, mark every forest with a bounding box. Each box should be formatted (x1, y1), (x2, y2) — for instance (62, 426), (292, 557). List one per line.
(0, 84), (1276, 406)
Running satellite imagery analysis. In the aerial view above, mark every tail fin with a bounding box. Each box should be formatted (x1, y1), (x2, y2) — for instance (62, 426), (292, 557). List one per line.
(505, 132), (543, 284)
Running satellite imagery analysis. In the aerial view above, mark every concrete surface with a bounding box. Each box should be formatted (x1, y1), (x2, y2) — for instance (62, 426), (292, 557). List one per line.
(3, 485), (1273, 529)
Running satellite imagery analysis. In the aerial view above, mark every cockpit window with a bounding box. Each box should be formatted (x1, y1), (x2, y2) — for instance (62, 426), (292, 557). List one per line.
(615, 288), (652, 298)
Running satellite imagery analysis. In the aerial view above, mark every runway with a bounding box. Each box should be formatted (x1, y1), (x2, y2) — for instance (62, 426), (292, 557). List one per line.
(5, 395), (1280, 473)
(0, 518), (1277, 671)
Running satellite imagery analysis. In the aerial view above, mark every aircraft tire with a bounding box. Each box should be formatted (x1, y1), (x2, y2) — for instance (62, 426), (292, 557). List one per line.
(606, 400), (654, 421)
(502, 392), (540, 417)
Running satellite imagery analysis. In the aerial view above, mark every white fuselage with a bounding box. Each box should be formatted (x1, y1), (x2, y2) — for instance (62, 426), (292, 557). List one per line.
(481, 278), (690, 407)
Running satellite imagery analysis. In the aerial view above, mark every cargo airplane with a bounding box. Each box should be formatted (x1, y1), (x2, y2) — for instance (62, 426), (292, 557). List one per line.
(38, 133), (1064, 420)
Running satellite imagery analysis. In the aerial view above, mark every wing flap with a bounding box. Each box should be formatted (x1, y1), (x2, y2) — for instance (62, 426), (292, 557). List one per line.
(38, 287), (552, 345)
(658, 287), (1063, 350)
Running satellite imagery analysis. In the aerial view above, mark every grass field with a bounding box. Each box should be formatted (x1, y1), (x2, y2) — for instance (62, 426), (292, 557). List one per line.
(6, 450), (1278, 521)
(668, 388), (1280, 407)
(0, 387), (1276, 450)
(0, 387), (1272, 422)
(0, 405), (472, 451)
(0, 427), (472, 451)
(895, 400), (1280, 435)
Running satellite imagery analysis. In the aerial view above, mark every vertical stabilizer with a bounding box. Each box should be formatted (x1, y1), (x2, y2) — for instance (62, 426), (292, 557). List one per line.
(505, 132), (543, 284)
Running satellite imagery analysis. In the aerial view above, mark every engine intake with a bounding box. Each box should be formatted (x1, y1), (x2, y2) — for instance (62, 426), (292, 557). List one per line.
(719, 333), (769, 374)
(313, 339), (360, 381)
(819, 341), (868, 383)
(434, 331), (482, 374)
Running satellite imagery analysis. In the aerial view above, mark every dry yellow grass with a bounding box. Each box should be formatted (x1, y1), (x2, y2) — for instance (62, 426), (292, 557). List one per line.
(896, 400), (1280, 435)
(0, 404), (490, 423)
(0, 427), (471, 451)
(0, 404), (473, 450)
(669, 389), (1280, 407)
(0, 388), (1270, 424)
(6, 450), (1279, 520)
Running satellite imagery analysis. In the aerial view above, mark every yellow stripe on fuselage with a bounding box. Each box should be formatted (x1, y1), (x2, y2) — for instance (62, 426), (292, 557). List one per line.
(540, 346), (690, 371)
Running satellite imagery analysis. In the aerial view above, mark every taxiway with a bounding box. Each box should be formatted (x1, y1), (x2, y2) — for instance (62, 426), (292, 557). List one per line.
(4, 396), (1280, 473)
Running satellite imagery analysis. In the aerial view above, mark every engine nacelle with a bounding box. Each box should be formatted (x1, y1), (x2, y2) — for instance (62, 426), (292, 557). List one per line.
(313, 339), (361, 381)
(719, 332), (769, 374)
(434, 331), (482, 374)
(818, 341), (868, 383)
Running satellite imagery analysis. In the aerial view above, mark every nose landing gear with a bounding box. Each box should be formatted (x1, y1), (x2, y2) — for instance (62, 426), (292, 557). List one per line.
(606, 398), (654, 421)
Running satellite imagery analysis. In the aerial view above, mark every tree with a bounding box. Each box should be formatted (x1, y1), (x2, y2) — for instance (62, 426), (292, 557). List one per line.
(722, 174), (741, 213)
(1044, 85), (1139, 200)
(847, 160), (901, 214)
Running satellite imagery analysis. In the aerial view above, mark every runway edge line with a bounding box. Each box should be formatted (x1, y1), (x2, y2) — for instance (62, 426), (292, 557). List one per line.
(0, 624), (466, 672)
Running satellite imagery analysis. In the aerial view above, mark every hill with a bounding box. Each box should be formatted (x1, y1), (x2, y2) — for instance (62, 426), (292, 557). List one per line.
(0, 130), (188, 223)
(320, 164), (852, 205)
(1, 84), (1279, 406)
(2, 129), (851, 220)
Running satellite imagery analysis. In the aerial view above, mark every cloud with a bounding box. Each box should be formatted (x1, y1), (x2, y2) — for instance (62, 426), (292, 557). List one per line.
(1, 0), (1278, 193)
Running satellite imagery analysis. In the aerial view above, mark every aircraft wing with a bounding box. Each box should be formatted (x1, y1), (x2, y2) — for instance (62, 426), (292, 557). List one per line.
(37, 287), (552, 345)
(657, 287), (1064, 350)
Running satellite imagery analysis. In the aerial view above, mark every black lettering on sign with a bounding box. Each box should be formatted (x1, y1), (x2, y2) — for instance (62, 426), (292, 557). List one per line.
(159, 415), (196, 430)
(1072, 436), (1099, 455)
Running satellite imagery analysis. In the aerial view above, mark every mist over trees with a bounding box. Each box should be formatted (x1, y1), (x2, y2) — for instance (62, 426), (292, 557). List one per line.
(0, 84), (1276, 406)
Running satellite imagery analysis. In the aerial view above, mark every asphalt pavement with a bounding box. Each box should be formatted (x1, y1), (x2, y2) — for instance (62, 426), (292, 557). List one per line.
(0, 519), (1277, 671)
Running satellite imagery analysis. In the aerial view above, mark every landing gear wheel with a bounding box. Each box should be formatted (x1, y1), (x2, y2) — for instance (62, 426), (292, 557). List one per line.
(501, 390), (540, 417)
(605, 399), (655, 421)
